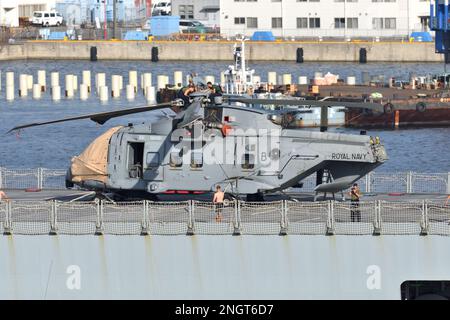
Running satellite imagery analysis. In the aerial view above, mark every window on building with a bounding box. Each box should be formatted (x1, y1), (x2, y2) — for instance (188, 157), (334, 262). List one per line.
(309, 17), (320, 28)
(372, 17), (383, 29)
(247, 17), (258, 28)
(234, 17), (246, 25)
(179, 5), (194, 19)
(334, 17), (345, 28)
(347, 17), (358, 29)
(384, 18), (396, 29)
(272, 17), (283, 29)
(297, 17), (308, 29)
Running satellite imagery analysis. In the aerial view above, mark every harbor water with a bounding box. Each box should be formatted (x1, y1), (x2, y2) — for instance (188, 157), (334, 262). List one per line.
(0, 60), (449, 172)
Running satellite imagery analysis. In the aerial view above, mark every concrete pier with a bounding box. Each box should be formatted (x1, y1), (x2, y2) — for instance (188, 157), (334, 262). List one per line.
(0, 41), (443, 62)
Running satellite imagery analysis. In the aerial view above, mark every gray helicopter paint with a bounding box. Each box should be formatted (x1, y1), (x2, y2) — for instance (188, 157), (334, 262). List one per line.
(1, 235), (449, 299)
(102, 99), (387, 195)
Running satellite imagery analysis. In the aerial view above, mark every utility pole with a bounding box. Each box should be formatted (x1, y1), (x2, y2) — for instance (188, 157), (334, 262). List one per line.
(103, 0), (107, 40)
(113, 0), (117, 39)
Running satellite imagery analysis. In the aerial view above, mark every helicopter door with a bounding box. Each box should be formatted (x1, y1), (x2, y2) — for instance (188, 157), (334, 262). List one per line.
(127, 142), (145, 179)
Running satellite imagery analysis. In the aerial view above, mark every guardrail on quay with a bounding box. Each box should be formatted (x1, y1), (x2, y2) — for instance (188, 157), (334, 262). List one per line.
(0, 168), (449, 195)
(0, 199), (449, 236)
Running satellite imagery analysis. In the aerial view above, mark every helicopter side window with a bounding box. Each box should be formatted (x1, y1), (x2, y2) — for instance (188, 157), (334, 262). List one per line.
(191, 151), (203, 169)
(242, 154), (255, 170)
(146, 152), (160, 168)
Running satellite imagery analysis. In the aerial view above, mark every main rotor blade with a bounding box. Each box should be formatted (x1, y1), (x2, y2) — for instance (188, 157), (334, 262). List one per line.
(8, 101), (181, 133)
(228, 97), (384, 112)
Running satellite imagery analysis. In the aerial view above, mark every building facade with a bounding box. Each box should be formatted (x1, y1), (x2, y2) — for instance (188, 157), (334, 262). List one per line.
(171, 0), (219, 27)
(219, 0), (431, 38)
(1, 0), (57, 26)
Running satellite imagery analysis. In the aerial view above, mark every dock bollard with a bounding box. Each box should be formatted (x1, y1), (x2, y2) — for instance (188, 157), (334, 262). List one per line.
(96, 73), (106, 94)
(65, 74), (74, 98)
(268, 72), (277, 85)
(126, 84), (135, 101)
(72, 75), (78, 91)
(145, 86), (156, 103)
(111, 75), (121, 98)
(359, 48), (367, 64)
(346, 76), (356, 85)
(90, 46), (97, 62)
(129, 71), (138, 93)
(52, 86), (61, 101)
(6, 85), (14, 101)
(99, 86), (108, 102)
(32, 83), (41, 99)
(282, 74), (292, 85)
(220, 71), (226, 87)
(119, 75), (123, 91)
(143, 73), (152, 94)
(174, 71), (183, 87)
(157, 75), (167, 90)
(19, 74), (28, 97)
(296, 48), (304, 63)
(298, 76), (308, 85)
(80, 84), (89, 100)
(205, 76), (215, 84)
(37, 70), (46, 92)
(151, 46), (159, 62)
(6, 72), (14, 100)
(82, 70), (91, 92)
(27, 75), (33, 90)
(51, 72), (59, 88)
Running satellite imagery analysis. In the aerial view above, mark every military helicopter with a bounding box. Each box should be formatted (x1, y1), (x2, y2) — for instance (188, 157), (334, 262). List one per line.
(9, 90), (388, 201)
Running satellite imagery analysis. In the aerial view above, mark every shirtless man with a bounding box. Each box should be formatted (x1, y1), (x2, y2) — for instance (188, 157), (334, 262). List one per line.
(0, 189), (10, 202)
(213, 185), (225, 222)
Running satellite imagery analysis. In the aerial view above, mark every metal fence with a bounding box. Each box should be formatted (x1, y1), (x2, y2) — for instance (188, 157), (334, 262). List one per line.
(1, 199), (449, 236)
(0, 167), (449, 195)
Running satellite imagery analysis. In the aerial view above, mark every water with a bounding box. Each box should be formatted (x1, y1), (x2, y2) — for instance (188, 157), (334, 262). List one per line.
(0, 60), (449, 172)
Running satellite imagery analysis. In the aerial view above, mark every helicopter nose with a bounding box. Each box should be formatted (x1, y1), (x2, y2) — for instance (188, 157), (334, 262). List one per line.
(65, 168), (74, 189)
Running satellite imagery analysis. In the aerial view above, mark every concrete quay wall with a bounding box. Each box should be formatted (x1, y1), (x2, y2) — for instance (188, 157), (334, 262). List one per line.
(0, 41), (443, 62)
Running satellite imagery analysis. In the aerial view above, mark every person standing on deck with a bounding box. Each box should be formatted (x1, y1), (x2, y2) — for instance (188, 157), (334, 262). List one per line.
(349, 183), (361, 222)
(213, 185), (225, 222)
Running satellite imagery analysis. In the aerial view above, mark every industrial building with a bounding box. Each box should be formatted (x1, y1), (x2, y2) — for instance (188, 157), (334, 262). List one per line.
(171, 0), (219, 27)
(219, 0), (431, 38)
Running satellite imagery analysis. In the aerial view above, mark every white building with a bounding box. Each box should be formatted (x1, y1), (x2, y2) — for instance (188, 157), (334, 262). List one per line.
(171, 0), (219, 27)
(1, 0), (57, 26)
(1, 0), (19, 26)
(220, 0), (431, 38)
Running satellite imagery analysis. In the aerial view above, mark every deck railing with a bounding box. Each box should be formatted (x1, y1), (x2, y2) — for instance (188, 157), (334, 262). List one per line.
(1, 199), (449, 236)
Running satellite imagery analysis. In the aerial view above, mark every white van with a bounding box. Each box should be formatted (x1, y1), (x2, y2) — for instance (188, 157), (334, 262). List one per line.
(32, 11), (63, 27)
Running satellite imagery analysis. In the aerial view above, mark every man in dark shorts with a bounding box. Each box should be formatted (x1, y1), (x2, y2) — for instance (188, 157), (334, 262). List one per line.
(349, 183), (361, 222)
(213, 185), (224, 222)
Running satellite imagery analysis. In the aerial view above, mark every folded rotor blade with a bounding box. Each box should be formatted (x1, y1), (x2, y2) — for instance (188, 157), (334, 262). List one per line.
(8, 101), (181, 133)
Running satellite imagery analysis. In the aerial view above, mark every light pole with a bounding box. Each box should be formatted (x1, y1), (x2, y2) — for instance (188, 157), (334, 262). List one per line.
(113, 0), (117, 39)
(103, 0), (107, 40)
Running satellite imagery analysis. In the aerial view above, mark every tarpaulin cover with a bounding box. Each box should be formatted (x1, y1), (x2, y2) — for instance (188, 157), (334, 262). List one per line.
(71, 126), (123, 183)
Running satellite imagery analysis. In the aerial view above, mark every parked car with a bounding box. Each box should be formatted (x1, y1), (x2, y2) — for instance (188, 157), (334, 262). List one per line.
(179, 20), (206, 34)
(152, 1), (171, 16)
(31, 11), (63, 27)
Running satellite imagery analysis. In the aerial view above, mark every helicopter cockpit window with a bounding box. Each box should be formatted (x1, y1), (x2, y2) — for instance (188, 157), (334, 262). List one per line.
(191, 151), (203, 168)
(170, 150), (183, 168)
(242, 154), (255, 170)
(146, 152), (160, 168)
